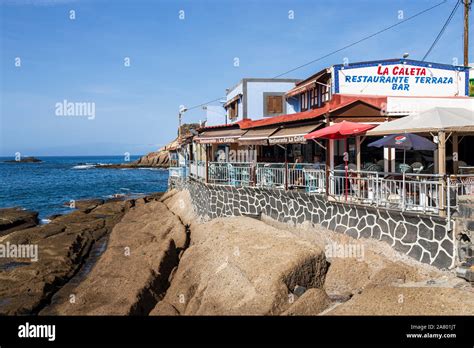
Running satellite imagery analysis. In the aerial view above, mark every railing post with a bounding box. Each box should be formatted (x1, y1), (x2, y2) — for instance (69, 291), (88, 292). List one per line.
(447, 177), (451, 230)
(285, 162), (288, 191)
(401, 171), (406, 212)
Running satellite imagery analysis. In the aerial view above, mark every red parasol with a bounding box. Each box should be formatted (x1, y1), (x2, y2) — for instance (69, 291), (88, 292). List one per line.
(304, 121), (376, 201)
(304, 120), (376, 140)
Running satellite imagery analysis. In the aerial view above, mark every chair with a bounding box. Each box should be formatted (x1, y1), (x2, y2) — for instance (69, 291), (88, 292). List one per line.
(398, 163), (413, 173)
(365, 163), (382, 172)
(410, 162), (424, 174)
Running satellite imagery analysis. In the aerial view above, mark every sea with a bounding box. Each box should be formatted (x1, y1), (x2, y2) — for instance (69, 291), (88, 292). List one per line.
(0, 156), (169, 220)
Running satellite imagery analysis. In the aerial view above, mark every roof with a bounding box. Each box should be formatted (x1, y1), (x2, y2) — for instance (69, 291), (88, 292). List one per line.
(240, 94), (386, 129)
(367, 107), (474, 135)
(198, 119), (252, 131)
(332, 58), (470, 71)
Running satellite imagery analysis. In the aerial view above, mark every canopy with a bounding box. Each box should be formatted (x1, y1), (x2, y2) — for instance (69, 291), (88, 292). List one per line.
(238, 126), (279, 145)
(197, 128), (246, 144)
(368, 133), (437, 151)
(367, 107), (474, 136)
(304, 120), (376, 140)
(268, 123), (322, 145)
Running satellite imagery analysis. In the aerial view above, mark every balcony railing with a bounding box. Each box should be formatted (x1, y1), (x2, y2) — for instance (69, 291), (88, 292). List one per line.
(182, 161), (473, 216)
(328, 170), (444, 213)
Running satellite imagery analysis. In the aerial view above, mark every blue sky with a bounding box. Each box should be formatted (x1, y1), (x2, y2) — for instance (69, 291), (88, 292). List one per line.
(0, 0), (471, 156)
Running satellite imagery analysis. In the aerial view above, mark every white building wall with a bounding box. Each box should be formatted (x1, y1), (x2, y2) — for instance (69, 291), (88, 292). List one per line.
(246, 81), (297, 119)
(387, 96), (474, 116)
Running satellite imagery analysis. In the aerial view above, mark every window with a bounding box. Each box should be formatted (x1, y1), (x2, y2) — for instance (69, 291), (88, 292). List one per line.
(300, 91), (308, 111)
(310, 87), (317, 108)
(264, 94), (284, 116)
(321, 84), (330, 103)
(228, 101), (239, 120)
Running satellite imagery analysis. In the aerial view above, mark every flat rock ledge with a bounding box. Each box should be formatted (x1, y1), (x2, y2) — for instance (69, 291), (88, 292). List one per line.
(0, 194), (163, 315)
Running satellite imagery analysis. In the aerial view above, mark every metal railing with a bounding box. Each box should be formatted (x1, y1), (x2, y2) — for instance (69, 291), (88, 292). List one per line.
(186, 161), (471, 216)
(189, 161), (206, 181)
(450, 174), (474, 207)
(328, 170), (443, 213)
(169, 166), (187, 178)
(208, 162), (253, 186)
(256, 163), (286, 188)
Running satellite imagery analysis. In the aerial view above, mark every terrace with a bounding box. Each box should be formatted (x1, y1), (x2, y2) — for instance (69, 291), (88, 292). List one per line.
(183, 160), (474, 217)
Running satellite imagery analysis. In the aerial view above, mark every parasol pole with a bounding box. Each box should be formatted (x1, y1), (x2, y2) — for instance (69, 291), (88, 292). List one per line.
(345, 138), (348, 202)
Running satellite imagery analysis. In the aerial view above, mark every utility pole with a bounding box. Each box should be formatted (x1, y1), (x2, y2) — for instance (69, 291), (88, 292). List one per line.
(464, 0), (472, 66)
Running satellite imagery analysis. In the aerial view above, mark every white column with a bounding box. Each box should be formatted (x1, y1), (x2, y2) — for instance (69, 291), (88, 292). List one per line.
(384, 147), (389, 172)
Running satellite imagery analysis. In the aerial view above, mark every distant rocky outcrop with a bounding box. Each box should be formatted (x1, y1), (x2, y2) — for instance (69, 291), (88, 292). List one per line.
(100, 123), (200, 169)
(4, 157), (42, 163)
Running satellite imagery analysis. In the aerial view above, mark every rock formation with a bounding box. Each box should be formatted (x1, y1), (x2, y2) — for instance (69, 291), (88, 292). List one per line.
(0, 208), (39, 237)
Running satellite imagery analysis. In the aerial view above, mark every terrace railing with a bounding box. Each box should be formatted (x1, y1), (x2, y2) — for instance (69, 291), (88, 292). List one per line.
(186, 161), (470, 216)
(449, 174), (474, 207)
(208, 162), (253, 186)
(328, 170), (444, 213)
(169, 166), (187, 179)
(189, 161), (206, 182)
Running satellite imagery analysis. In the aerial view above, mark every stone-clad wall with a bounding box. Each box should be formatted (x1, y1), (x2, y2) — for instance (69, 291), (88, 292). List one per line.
(184, 179), (455, 269)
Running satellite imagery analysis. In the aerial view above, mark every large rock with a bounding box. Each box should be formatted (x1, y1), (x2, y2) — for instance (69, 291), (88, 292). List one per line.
(326, 286), (474, 315)
(151, 217), (328, 315)
(133, 150), (169, 167)
(41, 200), (187, 315)
(282, 288), (331, 315)
(0, 208), (39, 237)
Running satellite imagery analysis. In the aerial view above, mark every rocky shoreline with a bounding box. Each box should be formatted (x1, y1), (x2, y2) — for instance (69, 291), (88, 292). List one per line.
(1, 189), (473, 316)
(0, 193), (163, 315)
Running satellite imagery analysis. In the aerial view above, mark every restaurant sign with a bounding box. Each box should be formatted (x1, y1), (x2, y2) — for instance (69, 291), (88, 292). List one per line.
(334, 60), (469, 97)
(268, 135), (307, 145)
(197, 137), (239, 144)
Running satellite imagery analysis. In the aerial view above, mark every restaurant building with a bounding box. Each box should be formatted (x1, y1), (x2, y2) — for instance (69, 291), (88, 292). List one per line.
(172, 58), (473, 270)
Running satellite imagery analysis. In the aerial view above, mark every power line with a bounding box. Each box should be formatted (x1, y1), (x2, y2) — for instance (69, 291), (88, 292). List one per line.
(422, 0), (462, 61)
(186, 0), (448, 111)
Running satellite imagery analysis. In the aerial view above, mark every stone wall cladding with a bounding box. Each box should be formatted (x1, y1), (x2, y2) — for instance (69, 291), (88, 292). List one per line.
(184, 179), (454, 269)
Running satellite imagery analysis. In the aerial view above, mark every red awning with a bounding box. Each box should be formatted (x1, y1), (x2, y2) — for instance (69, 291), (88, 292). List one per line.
(304, 121), (376, 140)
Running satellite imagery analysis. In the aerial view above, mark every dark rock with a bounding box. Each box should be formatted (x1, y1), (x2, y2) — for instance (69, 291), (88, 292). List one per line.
(441, 239), (454, 254)
(431, 250), (453, 269)
(293, 285), (306, 297)
(393, 240), (411, 254)
(434, 225), (446, 241)
(419, 239), (439, 258)
(4, 156), (42, 163)
(418, 223), (433, 240)
(407, 244), (423, 261)
(0, 208), (39, 236)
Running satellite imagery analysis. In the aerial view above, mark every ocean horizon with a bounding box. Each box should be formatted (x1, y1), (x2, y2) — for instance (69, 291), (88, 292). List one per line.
(0, 155), (169, 220)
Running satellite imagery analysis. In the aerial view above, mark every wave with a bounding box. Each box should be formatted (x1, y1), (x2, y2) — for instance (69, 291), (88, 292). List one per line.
(72, 164), (96, 169)
(137, 167), (162, 171)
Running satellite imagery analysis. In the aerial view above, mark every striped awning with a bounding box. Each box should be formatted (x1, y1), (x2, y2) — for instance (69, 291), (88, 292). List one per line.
(268, 123), (323, 144)
(196, 128), (247, 144)
(238, 127), (280, 145)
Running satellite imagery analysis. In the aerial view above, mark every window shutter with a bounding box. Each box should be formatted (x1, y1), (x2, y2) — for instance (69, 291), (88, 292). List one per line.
(267, 96), (274, 114)
(273, 96), (283, 113)
(267, 95), (283, 114)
